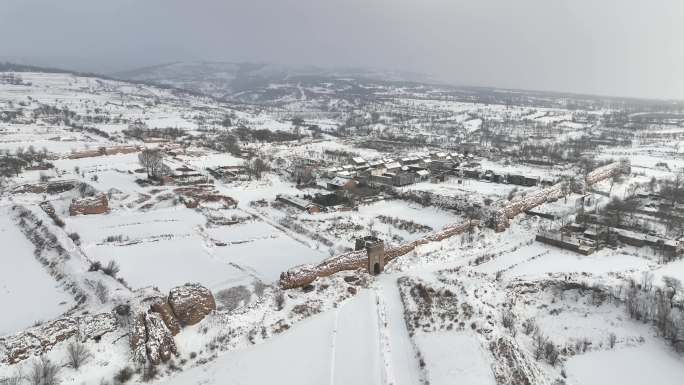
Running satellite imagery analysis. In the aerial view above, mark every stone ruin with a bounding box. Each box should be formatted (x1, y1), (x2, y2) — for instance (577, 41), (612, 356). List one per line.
(130, 283), (216, 365)
(69, 192), (109, 215)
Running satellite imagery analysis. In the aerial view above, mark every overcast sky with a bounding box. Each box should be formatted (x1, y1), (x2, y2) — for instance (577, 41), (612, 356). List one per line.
(1, 0), (682, 100)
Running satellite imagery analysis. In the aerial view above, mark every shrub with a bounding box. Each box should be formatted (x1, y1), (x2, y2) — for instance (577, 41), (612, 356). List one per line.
(141, 364), (158, 382)
(253, 281), (268, 297)
(275, 291), (285, 311)
(68, 232), (81, 245)
(522, 317), (537, 335)
(501, 308), (516, 334)
(545, 341), (559, 366)
(66, 341), (91, 370)
(52, 216), (65, 228)
(113, 367), (133, 384)
(28, 356), (60, 385)
(89, 261), (102, 272)
(533, 331), (547, 360)
(215, 285), (251, 312)
(608, 332), (617, 348)
(95, 281), (109, 303)
(0, 373), (22, 385)
(102, 260), (120, 277)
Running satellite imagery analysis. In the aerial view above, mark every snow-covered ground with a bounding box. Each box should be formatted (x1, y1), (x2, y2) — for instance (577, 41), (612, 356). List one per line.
(503, 246), (653, 280)
(163, 290), (384, 385)
(567, 341), (684, 385)
(414, 332), (496, 385)
(0, 206), (73, 335)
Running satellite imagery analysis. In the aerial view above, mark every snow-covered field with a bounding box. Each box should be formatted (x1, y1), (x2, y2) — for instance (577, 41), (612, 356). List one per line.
(414, 332), (496, 385)
(567, 341), (684, 385)
(208, 220), (325, 283)
(503, 246), (652, 280)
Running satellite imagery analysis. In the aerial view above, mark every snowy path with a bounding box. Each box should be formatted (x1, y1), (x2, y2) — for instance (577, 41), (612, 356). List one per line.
(377, 275), (423, 385)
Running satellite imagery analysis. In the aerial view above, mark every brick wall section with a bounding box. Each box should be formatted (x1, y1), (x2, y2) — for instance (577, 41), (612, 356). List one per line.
(492, 160), (630, 232)
(279, 221), (473, 289)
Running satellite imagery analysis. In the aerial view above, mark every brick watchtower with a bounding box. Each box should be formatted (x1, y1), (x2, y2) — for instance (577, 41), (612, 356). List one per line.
(355, 236), (385, 275)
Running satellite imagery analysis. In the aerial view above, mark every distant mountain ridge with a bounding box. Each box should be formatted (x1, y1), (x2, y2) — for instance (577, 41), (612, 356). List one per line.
(111, 61), (439, 101)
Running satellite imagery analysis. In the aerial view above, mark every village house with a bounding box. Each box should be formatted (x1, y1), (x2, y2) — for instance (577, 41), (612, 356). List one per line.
(327, 176), (358, 191)
(507, 174), (538, 187)
(276, 194), (322, 214)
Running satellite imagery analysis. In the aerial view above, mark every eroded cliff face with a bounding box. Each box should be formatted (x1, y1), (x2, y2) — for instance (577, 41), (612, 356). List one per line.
(0, 313), (117, 365)
(1, 283), (215, 367)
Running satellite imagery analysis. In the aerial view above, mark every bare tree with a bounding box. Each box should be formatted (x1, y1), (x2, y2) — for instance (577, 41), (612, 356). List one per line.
(252, 158), (269, 180)
(138, 148), (163, 179)
(28, 356), (60, 385)
(94, 281), (109, 304)
(609, 173), (624, 196)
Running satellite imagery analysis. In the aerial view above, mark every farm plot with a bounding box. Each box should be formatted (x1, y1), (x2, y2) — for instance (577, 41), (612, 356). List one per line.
(207, 220), (325, 283)
(0, 207), (73, 335)
(65, 206), (251, 292)
(0, 124), (112, 155)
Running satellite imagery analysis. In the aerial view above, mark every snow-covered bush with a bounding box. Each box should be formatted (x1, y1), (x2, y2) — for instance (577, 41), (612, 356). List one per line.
(66, 341), (91, 370)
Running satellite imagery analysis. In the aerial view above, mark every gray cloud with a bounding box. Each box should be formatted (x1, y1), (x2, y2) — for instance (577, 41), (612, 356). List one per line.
(1, 0), (682, 99)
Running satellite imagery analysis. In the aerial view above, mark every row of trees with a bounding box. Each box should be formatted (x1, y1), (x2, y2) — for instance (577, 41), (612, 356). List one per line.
(0, 146), (52, 178)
